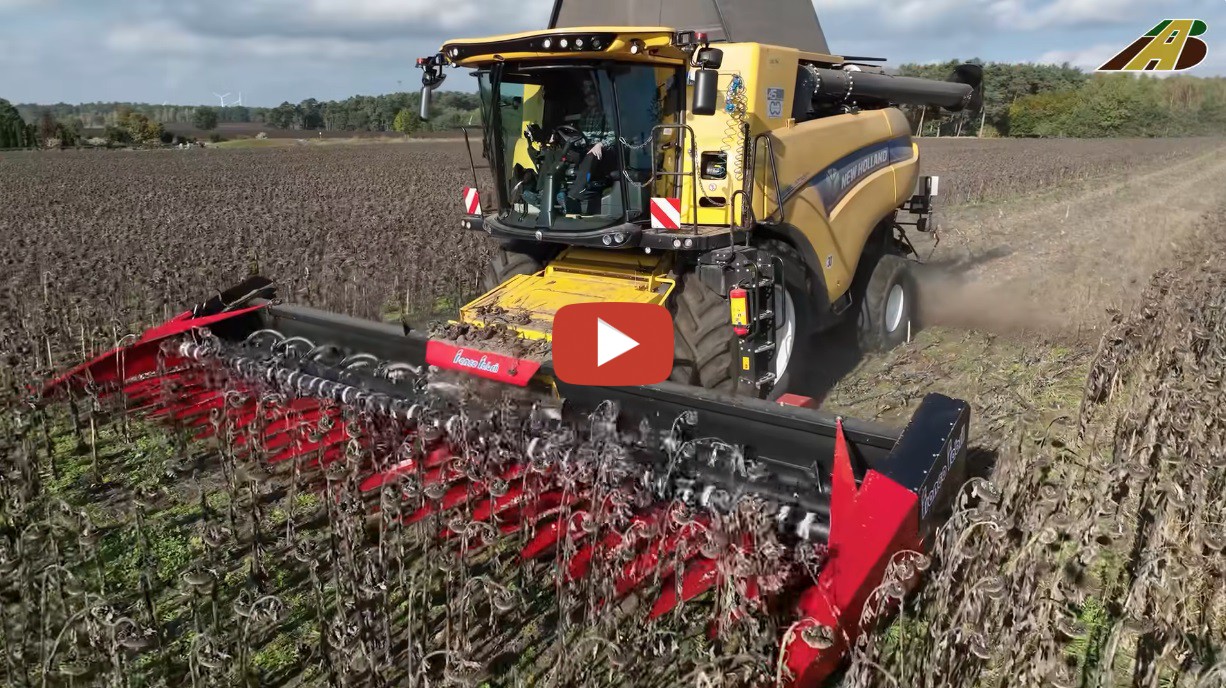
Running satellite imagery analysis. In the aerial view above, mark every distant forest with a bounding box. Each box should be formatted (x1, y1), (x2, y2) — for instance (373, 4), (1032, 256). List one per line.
(5, 59), (1226, 149)
(14, 91), (480, 135)
(897, 61), (1226, 138)
(10, 90), (479, 146)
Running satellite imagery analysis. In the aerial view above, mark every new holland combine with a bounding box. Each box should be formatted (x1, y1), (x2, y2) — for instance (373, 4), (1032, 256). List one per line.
(44, 1), (984, 684)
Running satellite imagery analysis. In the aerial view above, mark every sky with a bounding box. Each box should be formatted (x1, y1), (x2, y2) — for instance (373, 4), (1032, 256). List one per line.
(1, 0), (1223, 106)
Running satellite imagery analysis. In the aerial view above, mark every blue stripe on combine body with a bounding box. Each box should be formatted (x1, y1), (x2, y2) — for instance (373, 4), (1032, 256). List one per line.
(778, 136), (914, 213)
(812, 136), (913, 212)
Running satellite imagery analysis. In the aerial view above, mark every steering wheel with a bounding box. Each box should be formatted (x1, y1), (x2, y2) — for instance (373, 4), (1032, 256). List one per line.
(551, 124), (589, 152)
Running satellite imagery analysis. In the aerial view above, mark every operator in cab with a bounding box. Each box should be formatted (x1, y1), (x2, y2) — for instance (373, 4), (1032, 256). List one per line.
(563, 78), (617, 202)
(517, 75), (619, 213)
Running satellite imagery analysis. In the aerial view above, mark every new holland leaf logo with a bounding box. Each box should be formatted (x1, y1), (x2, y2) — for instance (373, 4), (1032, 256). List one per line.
(1098, 20), (1208, 72)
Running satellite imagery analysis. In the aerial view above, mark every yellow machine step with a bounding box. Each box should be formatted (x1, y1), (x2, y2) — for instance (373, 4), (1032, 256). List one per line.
(460, 247), (677, 340)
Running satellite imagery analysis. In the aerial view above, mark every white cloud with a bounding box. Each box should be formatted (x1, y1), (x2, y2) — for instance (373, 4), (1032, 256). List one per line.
(1037, 44), (1118, 69)
(302, 0), (554, 38)
(816, 0), (1177, 33)
(105, 22), (203, 56)
(1019, 0), (1155, 30)
(105, 21), (388, 60)
(152, 0), (552, 42)
(305, 0), (501, 30)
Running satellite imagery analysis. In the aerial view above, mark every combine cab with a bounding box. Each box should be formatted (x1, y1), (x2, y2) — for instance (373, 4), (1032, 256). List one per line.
(43, 0), (983, 684)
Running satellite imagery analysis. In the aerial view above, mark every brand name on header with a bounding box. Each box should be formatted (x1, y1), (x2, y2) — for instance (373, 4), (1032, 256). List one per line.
(452, 349), (501, 374)
(920, 425), (966, 519)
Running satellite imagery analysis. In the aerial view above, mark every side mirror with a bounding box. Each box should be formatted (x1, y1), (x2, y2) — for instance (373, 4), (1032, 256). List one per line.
(420, 85), (434, 121)
(690, 47), (723, 117)
(416, 52), (447, 121)
(692, 68), (719, 116)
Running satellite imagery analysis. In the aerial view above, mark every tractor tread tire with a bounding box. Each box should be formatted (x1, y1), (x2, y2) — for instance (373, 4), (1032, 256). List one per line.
(856, 253), (917, 353)
(481, 247), (544, 293)
(670, 272), (737, 393)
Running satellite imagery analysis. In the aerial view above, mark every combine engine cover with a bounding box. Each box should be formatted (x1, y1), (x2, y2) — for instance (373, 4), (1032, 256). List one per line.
(548, 0), (832, 54)
(42, 277), (972, 686)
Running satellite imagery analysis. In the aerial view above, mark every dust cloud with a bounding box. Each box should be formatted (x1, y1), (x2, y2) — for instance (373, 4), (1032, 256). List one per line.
(913, 265), (1070, 337)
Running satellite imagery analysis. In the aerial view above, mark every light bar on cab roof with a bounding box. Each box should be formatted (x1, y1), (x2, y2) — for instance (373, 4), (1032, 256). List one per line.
(441, 32), (619, 62)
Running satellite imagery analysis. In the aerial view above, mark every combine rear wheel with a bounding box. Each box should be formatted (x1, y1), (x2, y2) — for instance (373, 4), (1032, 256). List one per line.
(856, 253), (918, 352)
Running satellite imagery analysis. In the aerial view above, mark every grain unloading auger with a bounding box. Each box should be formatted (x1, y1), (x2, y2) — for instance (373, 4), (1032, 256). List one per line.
(43, 275), (970, 686)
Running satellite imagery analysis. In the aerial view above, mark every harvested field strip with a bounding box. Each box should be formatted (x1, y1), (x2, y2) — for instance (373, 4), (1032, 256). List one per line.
(911, 141), (1226, 344)
(843, 210), (1226, 687)
(915, 137), (1221, 207)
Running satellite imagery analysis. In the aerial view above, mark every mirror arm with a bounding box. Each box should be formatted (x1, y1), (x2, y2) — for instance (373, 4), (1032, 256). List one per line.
(416, 52), (449, 121)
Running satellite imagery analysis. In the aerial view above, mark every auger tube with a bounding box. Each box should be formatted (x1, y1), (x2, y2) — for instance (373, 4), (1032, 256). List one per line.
(801, 64), (978, 111)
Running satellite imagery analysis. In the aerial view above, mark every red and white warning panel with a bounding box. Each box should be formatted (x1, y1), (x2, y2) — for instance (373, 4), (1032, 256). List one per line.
(649, 197), (682, 230)
(463, 187), (482, 215)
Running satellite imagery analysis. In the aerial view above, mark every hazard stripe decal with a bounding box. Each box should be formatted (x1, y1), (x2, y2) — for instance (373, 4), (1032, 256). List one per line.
(463, 187), (481, 215)
(649, 198), (682, 229)
(778, 136), (914, 213)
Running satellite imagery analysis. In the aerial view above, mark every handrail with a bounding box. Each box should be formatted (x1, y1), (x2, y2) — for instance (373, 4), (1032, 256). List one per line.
(751, 132), (787, 225)
(647, 123), (700, 233)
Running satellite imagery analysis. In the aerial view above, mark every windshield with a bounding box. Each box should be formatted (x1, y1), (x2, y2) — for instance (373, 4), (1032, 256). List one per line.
(478, 62), (683, 232)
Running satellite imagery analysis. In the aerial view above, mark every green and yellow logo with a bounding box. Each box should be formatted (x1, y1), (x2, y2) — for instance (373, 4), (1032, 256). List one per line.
(1098, 19), (1208, 72)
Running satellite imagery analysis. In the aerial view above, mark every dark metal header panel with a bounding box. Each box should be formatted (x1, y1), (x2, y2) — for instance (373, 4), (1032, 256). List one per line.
(547, 0), (831, 54)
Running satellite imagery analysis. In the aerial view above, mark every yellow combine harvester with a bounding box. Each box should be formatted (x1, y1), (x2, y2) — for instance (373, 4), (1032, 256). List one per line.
(422, 0), (982, 400)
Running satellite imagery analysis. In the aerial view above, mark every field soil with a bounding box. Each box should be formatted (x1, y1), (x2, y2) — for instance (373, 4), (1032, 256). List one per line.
(85, 122), (439, 142)
(915, 141), (1226, 337)
(1, 136), (1223, 688)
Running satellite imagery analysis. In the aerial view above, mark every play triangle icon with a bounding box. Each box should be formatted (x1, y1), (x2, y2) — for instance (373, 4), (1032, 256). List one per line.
(596, 318), (640, 367)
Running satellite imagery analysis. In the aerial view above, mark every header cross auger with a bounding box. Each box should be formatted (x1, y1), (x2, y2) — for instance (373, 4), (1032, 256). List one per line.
(44, 0), (984, 684)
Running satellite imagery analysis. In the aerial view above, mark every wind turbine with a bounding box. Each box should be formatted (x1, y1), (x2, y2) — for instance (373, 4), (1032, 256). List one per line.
(213, 92), (231, 107)
(234, 92), (243, 106)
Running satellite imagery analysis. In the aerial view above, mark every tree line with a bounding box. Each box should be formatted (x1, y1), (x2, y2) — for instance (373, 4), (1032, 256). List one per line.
(14, 102), (258, 129)
(7, 62), (1226, 147)
(260, 92), (480, 133)
(0, 99), (38, 149)
(13, 91), (481, 138)
(896, 59), (1226, 138)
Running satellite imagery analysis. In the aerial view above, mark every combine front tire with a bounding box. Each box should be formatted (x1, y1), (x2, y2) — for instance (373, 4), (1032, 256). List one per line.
(481, 243), (547, 292)
(759, 238), (817, 398)
(670, 272), (737, 393)
(857, 254), (918, 352)
(670, 239), (816, 399)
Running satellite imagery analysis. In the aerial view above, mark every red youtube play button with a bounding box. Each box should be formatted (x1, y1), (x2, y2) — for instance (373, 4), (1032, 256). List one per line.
(553, 303), (674, 387)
